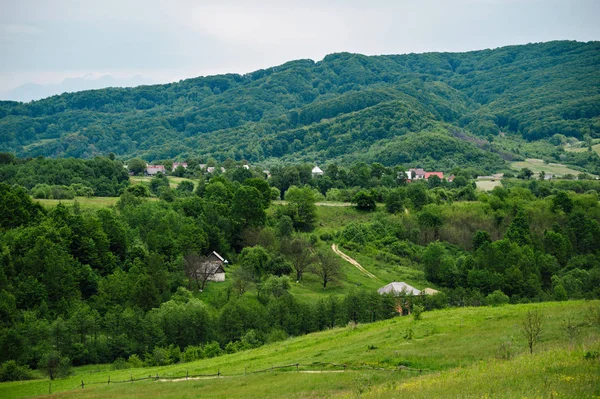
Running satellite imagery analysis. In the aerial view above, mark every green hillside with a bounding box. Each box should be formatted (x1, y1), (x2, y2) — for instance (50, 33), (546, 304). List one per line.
(1, 301), (598, 399)
(1, 41), (599, 174)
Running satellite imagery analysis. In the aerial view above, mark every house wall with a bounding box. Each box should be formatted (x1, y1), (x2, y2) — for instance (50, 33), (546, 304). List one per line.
(209, 272), (225, 282)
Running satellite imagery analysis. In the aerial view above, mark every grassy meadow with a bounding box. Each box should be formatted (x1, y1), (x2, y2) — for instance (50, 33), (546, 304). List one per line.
(2, 301), (598, 399)
(510, 158), (588, 177)
(129, 175), (197, 189)
(475, 179), (502, 191)
(34, 197), (121, 209)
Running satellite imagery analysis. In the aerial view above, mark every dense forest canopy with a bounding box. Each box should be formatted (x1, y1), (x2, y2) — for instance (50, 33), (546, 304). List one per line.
(0, 41), (599, 173)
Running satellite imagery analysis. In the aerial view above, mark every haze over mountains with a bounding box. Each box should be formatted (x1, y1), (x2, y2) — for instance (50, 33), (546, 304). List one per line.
(0, 75), (154, 103)
(0, 40), (599, 173)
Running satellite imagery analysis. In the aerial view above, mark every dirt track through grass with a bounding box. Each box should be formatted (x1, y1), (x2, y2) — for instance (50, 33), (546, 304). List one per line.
(331, 244), (379, 280)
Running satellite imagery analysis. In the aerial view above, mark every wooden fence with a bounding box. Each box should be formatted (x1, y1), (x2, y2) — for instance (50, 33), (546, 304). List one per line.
(51, 362), (425, 394)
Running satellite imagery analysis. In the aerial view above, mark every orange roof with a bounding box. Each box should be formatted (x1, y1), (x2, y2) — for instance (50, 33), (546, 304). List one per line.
(425, 172), (444, 179)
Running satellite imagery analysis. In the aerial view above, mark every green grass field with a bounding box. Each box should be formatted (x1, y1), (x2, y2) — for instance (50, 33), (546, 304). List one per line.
(475, 179), (502, 191)
(565, 140), (600, 156)
(2, 301), (598, 399)
(34, 197), (121, 209)
(129, 176), (197, 189)
(510, 158), (589, 177)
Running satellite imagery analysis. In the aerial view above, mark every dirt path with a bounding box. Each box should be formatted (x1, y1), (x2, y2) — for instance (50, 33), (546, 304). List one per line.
(331, 244), (379, 280)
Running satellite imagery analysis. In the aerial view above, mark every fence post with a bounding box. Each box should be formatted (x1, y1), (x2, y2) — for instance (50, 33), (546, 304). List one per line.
(296, 363), (299, 372)
(344, 364), (347, 372)
(81, 380), (84, 389)
(108, 375), (110, 385)
(156, 373), (159, 380)
(244, 367), (247, 376)
(419, 369), (422, 375)
(218, 369), (220, 378)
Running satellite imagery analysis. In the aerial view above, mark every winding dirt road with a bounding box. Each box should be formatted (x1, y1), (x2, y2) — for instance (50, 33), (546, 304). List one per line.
(331, 244), (379, 280)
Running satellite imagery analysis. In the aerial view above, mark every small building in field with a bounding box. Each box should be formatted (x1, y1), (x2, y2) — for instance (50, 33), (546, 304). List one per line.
(198, 251), (228, 282)
(422, 287), (440, 295)
(312, 166), (324, 177)
(146, 165), (166, 175)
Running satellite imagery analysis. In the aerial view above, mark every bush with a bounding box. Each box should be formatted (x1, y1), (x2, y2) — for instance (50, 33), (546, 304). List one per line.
(412, 305), (425, 321)
(127, 354), (143, 368)
(111, 357), (131, 370)
(0, 361), (34, 382)
(203, 341), (223, 358)
(486, 290), (510, 307)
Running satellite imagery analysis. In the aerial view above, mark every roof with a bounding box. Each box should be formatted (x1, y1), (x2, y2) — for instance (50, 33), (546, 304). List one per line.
(409, 168), (426, 176)
(210, 251), (225, 262)
(312, 166), (324, 174)
(377, 282), (421, 296)
(425, 172), (444, 179)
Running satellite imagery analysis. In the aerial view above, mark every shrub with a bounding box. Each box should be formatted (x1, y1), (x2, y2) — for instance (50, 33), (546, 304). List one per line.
(111, 357), (131, 370)
(412, 305), (425, 321)
(203, 341), (223, 358)
(127, 354), (143, 368)
(486, 290), (510, 307)
(0, 361), (34, 382)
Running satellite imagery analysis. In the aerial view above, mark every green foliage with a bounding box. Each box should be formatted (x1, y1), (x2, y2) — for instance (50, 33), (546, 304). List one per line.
(283, 186), (318, 231)
(352, 190), (376, 211)
(0, 361), (34, 382)
(412, 305), (425, 321)
(38, 351), (72, 380)
(486, 290), (510, 306)
(127, 158), (146, 175)
(0, 157), (129, 196)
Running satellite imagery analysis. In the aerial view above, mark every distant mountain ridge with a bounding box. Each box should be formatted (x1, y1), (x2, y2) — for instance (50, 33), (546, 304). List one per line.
(0, 75), (154, 103)
(0, 40), (599, 173)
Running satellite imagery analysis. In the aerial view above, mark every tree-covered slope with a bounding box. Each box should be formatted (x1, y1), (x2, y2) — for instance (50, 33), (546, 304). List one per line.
(0, 41), (598, 171)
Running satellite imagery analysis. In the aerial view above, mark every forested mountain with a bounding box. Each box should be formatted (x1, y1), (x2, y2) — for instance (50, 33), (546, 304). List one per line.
(0, 41), (599, 173)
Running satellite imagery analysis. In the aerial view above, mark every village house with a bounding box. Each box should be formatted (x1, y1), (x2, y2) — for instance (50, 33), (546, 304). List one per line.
(405, 168), (444, 182)
(172, 162), (188, 169)
(377, 282), (439, 315)
(424, 171), (444, 180)
(312, 165), (324, 177)
(198, 251), (228, 283)
(146, 164), (166, 175)
(408, 168), (426, 180)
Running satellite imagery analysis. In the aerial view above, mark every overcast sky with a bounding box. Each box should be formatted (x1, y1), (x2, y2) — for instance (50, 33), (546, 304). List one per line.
(1, 0), (599, 100)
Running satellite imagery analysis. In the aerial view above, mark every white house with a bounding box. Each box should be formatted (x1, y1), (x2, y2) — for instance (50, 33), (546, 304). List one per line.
(312, 166), (324, 177)
(146, 165), (166, 175)
(173, 162), (188, 169)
